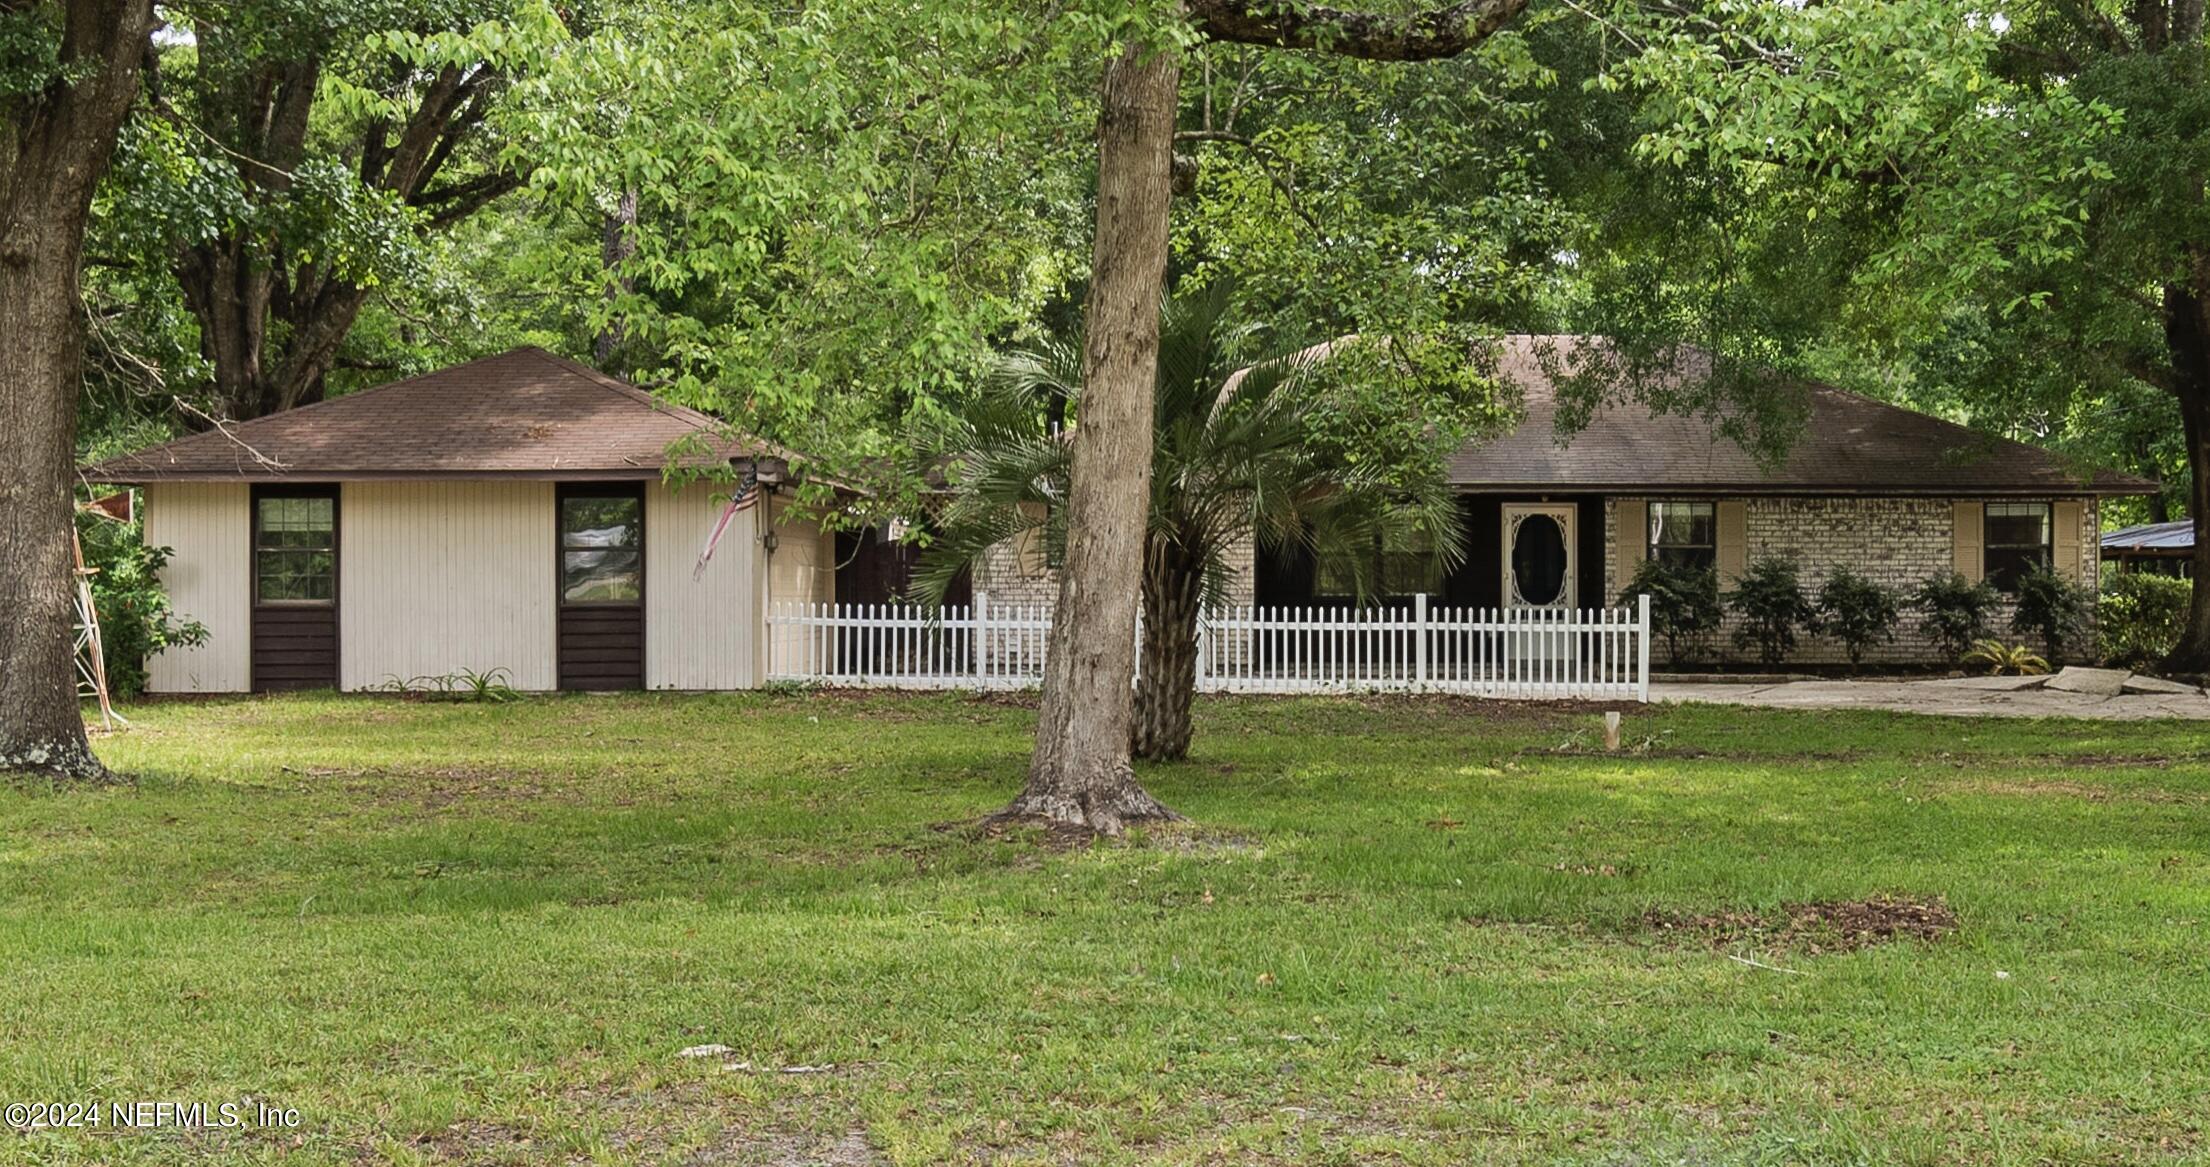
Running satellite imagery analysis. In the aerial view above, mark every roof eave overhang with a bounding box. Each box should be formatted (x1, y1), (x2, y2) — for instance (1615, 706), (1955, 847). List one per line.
(1447, 482), (2154, 498)
(80, 454), (791, 486)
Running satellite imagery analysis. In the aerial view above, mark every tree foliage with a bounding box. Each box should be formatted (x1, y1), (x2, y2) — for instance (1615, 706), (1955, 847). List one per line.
(920, 284), (1463, 760)
(77, 513), (205, 697)
(95, 0), (567, 421)
(2100, 571), (2192, 669)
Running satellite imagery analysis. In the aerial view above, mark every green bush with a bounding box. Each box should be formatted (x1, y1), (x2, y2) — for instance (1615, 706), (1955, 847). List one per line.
(1727, 555), (1817, 666)
(78, 514), (206, 697)
(1619, 557), (1722, 665)
(2011, 566), (2091, 664)
(1816, 567), (1899, 672)
(1912, 572), (1998, 661)
(2099, 571), (2191, 669)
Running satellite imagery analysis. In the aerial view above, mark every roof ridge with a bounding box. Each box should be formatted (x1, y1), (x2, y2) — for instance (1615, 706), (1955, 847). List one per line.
(519, 348), (726, 433)
(518, 348), (816, 469)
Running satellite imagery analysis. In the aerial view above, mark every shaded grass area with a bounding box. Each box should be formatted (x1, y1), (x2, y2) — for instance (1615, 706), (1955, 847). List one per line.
(2, 692), (2206, 1165)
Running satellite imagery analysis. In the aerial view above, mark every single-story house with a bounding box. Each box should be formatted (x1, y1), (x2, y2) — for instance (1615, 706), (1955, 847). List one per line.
(82, 348), (835, 693)
(87, 337), (2154, 692)
(2102, 520), (2194, 578)
(933, 335), (2154, 667)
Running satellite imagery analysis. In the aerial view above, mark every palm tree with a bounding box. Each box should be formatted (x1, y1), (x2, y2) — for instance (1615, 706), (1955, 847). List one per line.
(918, 284), (1463, 761)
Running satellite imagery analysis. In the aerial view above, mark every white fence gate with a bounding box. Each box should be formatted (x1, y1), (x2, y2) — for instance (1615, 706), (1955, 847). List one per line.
(768, 593), (1651, 701)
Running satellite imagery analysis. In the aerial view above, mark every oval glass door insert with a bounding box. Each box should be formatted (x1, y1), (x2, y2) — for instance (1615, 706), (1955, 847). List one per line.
(1510, 513), (1569, 606)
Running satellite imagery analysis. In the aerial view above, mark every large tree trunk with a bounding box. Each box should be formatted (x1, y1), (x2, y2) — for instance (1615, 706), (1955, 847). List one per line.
(2160, 267), (2210, 674)
(595, 187), (640, 366)
(1006, 41), (1182, 834)
(1133, 538), (1204, 762)
(0, 225), (106, 779)
(0, 0), (159, 780)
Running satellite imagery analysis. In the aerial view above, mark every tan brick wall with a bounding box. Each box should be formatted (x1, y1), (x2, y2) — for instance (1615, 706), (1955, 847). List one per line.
(1608, 496), (2101, 667)
(970, 533), (1258, 618)
(967, 496), (2104, 669)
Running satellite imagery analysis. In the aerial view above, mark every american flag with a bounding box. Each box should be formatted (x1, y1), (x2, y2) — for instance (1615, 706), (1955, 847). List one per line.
(692, 470), (761, 580)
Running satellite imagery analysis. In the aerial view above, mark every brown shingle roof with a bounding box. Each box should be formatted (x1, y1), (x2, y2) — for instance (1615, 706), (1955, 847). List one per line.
(81, 348), (788, 483)
(1449, 335), (2153, 496)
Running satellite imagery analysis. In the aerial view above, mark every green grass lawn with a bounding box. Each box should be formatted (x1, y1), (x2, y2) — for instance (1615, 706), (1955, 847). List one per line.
(3, 692), (2206, 1166)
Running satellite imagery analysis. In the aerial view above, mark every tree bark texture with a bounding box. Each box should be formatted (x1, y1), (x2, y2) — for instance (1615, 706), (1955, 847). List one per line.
(594, 187), (640, 366)
(2161, 259), (2210, 672)
(1132, 536), (1204, 762)
(1, 0), (159, 780)
(1010, 40), (1183, 833)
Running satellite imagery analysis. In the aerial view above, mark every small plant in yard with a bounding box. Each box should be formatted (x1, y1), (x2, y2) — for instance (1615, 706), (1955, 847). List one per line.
(1913, 572), (1998, 661)
(1815, 567), (1899, 672)
(77, 514), (207, 697)
(452, 667), (519, 703)
(1619, 558), (1722, 665)
(2011, 565), (2090, 664)
(375, 668), (518, 702)
(2100, 571), (2191, 669)
(1727, 556), (1817, 666)
(1962, 638), (2050, 676)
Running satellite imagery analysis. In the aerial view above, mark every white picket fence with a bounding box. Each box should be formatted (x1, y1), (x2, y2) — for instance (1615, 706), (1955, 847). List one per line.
(767, 593), (1651, 701)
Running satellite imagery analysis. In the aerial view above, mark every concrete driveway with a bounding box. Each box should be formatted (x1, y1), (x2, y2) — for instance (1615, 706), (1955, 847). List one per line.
(1653, 673), (2210, 720)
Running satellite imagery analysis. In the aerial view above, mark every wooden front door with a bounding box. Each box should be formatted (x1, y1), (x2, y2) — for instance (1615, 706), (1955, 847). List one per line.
(557, 484), (645, 690)
(251, 486), (340, 691)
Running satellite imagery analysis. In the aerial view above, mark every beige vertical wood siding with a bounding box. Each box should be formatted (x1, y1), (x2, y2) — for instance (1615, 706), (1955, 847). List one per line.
(339, 481), (557, 690)
(758, 493), (836, 679)
(143, 483), (252, 692)
(644, 481), (764, 690)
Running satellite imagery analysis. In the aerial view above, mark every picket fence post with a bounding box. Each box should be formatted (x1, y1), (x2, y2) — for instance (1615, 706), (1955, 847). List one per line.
(973, 592), (989, 685)
(1636, 592), (1652, 703)
(1413, 593), (1429, 690)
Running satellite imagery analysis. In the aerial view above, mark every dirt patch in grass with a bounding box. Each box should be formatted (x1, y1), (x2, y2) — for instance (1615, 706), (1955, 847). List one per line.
(933, 814), (1263, 858)
(1643, 895), (1958, 954)
(943, 813), (1107, 851)
(409, 1117), (542, 1162)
